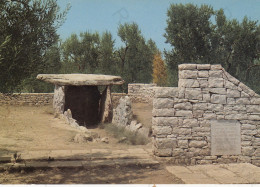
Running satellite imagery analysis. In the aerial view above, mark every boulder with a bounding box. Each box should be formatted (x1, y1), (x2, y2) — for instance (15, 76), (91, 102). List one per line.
(37, 74), (124, 86)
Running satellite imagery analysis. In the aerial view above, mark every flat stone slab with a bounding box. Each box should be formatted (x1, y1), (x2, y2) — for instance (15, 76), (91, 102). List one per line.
(166, 163), (260, 184)
(36, 74), (124, 86)
(211, 120), (241, 155)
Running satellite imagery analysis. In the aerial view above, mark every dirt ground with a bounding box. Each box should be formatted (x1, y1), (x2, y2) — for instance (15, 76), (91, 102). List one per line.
(0, 104), (182, 184)
(132, 102), (153, 129)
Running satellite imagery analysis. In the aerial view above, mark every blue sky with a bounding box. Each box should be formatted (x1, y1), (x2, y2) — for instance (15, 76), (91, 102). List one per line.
(57, 0), (260, 51)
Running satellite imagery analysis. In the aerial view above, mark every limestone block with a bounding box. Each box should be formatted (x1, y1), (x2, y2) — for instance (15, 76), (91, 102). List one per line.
(236, 98), (250, 105)
(211, 94), (226, 104)
(242, 147), (255, 156)
(155, 138), (177, 149)
(241, 135), (253, 141)
(175, 110), (193, 117)
(189, 140), (207, 148)
(192, 126), (210, 133)
(185, 88), (202, 100)
(193, 103), (208, 110)
(53, 85), (65, 114)
(241, 91), (250, 98)
(174, 102), (192, 110)
(208, 103), (224, 111)
(227, 98), (236, 104)
(198, 79), (209, 88)
(209, 88), (226, 94)
(152, 117), (178, 126)
(152, 108), (175, 117)
(253, 148), (260, 157)
(179, 70), (198, 79)
(178, 87), (185, 99)
(198, 71), (209, 78)
(223, 71), (240, 85)
(241, 129), (257, 135)
(178, 64), (197, 70)
(179, 79), (199, 88)
(203, 94), (211, 102)
(37, 74), (124, 86)
(137, 127), (150, 137)
(183, 119), (199, 127)
(241, 141), (252, 146)
(253, 138), (260, 146)
(239, 82), (256, 97)
(241, 124), (257, 130)
(154, 148), (172, 156)
(247, 105), (260, 113)
(153, 126), (172, 135)
(172, 127), (192, 135)
(225, 114), (247, 120)
(154, 87), (179, 98)
(197, 64), (211, 70)
(227, 89), (240, 98)
(178, 140), (189, 148)
(153, 98), (174, 109)
(193, 110), (204, 118)
(208, 77), (224, 88)
(209, 70), (223, 78)
(248, 115), (260, 121)
(251, 97), (260, 105)
(211, 64), (222, 70)
(233, 105), (246, 111)
(172, 148), (186, 157)
(203, 112), (217, 119)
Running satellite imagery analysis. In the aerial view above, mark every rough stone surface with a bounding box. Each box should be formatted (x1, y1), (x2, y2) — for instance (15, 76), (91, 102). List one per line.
(128, 83), (156, 103)
(152, 63), (260, 167)
(112, 96), (133, 127)
(53, 85), (65, 114)
(37, 74), (124, 86)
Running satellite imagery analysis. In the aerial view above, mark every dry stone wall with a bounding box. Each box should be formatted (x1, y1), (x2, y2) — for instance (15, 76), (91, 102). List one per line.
(0, 93), (53, 105)
(0, 92), (125, 107)
(153, 64), (260, 166)
(128, 83), (156, 103)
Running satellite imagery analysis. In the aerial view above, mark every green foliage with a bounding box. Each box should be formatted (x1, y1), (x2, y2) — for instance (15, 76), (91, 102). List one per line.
(116, 23), (158, 92)
(61, 23), (157, 93)
(0, 0), (70, 93)
(165, 4), (260, 92)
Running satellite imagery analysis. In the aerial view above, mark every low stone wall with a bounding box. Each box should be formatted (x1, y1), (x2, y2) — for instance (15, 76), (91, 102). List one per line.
(153, 64), (260, 166)
(128, 83), (157, 103)
(0, 92), (127, 107)
(0, 93), (53, 106)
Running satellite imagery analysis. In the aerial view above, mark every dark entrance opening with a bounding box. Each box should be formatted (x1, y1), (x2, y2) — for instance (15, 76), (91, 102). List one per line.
(64, 86), (101, 127)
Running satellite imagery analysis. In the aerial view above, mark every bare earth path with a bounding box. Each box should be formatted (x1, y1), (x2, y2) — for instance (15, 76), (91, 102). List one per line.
(1, 105), (260, 184)
(0, 105), (181, 184)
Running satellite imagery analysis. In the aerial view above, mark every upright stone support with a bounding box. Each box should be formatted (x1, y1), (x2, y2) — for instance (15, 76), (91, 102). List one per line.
(53, 85), (65, 114)
(99, 85), (113, 123)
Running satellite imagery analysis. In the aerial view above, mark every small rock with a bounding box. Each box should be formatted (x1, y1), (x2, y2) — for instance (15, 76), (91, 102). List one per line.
(118, 137), (127, 143)
(101, 137), (109, 144)
(20, 169), (25, 174)
(73, 133), (93, 143)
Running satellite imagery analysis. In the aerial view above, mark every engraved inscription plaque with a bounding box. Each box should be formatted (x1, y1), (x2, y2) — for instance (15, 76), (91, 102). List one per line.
(211, 120), (241, 155)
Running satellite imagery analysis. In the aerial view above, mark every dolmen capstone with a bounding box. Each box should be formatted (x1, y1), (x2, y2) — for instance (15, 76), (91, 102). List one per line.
(37, 74), (124, 127)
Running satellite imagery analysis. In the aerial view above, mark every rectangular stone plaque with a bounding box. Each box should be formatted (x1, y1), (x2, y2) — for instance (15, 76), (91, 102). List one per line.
(211, 120), (241, 155)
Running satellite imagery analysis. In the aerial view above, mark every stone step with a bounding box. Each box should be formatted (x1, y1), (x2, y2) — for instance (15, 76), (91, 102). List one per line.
(0, 158), (159, 171)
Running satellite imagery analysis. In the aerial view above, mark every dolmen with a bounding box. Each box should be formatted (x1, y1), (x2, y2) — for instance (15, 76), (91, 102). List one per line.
(37, 74), (124, 127)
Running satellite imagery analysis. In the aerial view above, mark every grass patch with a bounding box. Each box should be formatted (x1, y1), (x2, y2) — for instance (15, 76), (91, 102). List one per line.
(103, 123), (149, 145)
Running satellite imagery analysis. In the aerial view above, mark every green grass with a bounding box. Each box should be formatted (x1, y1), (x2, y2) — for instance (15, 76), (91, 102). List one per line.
(102, 123), (149, 145)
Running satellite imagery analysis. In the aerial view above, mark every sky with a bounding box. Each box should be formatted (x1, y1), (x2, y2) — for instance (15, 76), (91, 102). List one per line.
(57, 0), (260, 51)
